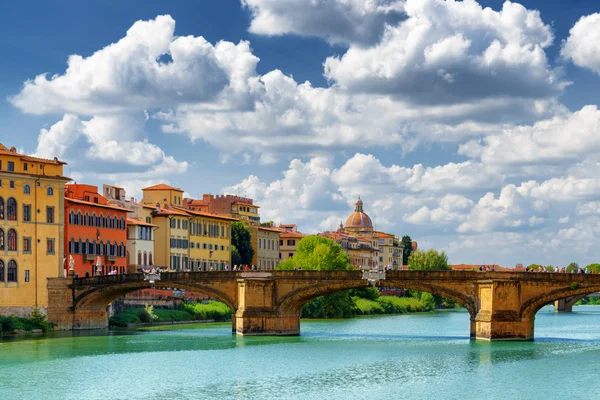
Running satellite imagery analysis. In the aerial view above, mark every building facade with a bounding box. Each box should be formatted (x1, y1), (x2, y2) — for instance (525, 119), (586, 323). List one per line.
(255, 226), (280, 270)
(185, 194), (260, 224)
(278, 230), (305, 262)
(377, 232), (403, 269)
(126, 218), (157, 272)
(64, 184), (129, 277)
(186, 209), (234, 271)
(0, 144), (69, 316)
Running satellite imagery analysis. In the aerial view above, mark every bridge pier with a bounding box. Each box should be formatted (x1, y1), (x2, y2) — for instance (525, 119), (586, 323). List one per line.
(554, 298), (574, 312)
(471, 281), (534, 341)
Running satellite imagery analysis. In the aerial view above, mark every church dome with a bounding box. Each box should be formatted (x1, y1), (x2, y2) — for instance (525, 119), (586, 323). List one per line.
(345, 197), (373, 232)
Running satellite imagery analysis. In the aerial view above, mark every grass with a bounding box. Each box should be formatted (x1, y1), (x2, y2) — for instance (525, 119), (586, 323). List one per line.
(353, 296), (433, 316)
(109, 301), (232, 327)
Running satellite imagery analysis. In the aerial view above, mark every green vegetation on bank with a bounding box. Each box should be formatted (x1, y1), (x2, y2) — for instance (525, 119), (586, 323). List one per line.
(109, 301), (232, 327)
(0, 308), (54, 335)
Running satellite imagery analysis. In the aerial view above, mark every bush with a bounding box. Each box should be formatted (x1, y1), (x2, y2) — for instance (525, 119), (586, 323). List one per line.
(179, 301), (232, 321)
(30, 307), (54, 332)
(0, 316), (15, 334)
(353, 297), (384, 315)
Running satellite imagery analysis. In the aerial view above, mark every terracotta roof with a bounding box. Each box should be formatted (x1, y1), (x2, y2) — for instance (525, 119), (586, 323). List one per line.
(233, 202), (260, 208)
(142, 183), (183, 192)
(258, 226), (282, 233)
(0, 144), (67, 165)
(280, 231), (305, 238)
(66, 198), (132, 212)
(152, 207), (189, 217)
(126, 218), (158, 227)
(376, 232), (395, 238)
(182, 208), (239, 221)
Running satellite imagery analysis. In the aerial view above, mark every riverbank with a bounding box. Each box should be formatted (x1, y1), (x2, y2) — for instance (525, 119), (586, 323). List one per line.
(0, 310), (54, 336)
(109, 301), (232, 327)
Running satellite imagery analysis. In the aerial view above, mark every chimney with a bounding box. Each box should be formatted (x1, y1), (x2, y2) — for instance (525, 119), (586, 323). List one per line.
(9, 146), (16, 152)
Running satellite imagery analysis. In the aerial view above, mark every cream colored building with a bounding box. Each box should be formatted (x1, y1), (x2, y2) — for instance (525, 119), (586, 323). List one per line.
(278, 230), (305, 262)
(126, 218), (157, 272)
(256, 226), (280, 270)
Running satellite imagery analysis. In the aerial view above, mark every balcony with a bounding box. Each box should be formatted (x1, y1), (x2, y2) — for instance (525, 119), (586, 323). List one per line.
(85, 254), (96, 262)
(106, 255), (117, 262)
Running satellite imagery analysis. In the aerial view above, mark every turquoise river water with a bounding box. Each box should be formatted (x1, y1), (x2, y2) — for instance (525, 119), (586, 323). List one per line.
(2, 306), (600, 399)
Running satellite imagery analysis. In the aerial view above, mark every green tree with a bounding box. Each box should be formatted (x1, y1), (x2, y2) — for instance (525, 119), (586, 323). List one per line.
(401, 235), (413, 265)
(566, 262), (579, 273)
(231, 245), (242, 266)
(231, 222), (254, 265)
(260, 220), (275, 227)
(407, 249), (450, 271)
(276, 236), (351, 271)
(526, 264), (543, 271)
(586, 263), (600, 273)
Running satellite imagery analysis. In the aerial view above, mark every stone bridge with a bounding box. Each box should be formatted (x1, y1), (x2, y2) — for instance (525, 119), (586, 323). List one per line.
(46, 270), (600, 341)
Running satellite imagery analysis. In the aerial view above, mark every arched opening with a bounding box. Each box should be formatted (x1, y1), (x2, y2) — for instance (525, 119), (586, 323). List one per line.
(521, 285), (600, 321)
(278, 279), (475, 336)
(72, 279), (237, 330)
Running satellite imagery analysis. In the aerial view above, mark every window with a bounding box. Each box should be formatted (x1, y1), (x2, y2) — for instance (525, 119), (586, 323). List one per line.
(84, 195), (90, 201)
(23, 237), (31, 253)
(24, 270), (30, 282)
(177, 219), (181, 229)
(149, 253), (153, 266)
(138, 252), (142, 265)
(7, 198), (17, 220)
(23, 204), (31, 222)
(0, 197), (3, 219)
(146, 217), (151, 224)
(8, 161), (14, 172)
(47, 187), (54, 196)
(47, 238), (55, 255)
(0, 229), (3, 250)
(9, 180), (14, 189)
(77, 212), (82, 225)
(0, 260), (3, 282)
(7, 260), (17, 282)
(23, 163), (28, 171)
(144, 252), (148, 266)
(46, 206), (55, 223)
(7, 229), (17, 251)
(92, 213), (97, 227)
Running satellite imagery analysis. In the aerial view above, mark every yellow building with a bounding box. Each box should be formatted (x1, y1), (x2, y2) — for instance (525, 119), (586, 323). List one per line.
(186, 210), (235, 270)
(278, 230), (305, 262)
(255, 226), (280, 270)
(376, 232), (403, 269)
(141, 184), (189, 270)
(231, 202), (260, 224)
(0, 144), (70, 316)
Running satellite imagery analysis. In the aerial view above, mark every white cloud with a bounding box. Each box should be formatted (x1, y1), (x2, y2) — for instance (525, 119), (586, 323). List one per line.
(35, 114), (85, 159)
(459, 105), (600, 167)
(324, 0), (563, 103)
(10, 15), (259, 115)
(561, 13), (600, 75)
(242, 0), (405, 45)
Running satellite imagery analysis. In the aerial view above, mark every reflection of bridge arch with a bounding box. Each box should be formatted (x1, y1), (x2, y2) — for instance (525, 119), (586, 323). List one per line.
(278, 280), (476, 317)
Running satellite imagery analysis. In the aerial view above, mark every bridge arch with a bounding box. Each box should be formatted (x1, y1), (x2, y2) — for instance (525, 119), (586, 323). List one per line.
(277, 279), (476, 318)
(74, 281), (237, 313)
(521, 285), (600, 320)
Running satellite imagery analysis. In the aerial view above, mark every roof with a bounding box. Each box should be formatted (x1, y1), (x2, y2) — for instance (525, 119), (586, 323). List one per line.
(280, 231), (305, 238)
(126, 218), (158, 227)
(0, 144), (67, 165)
(66, 198), (132, 212)
(233, 202), (260, 208)
(376, 232), (395, 238)
(142, 183), (183, 192)
(258, 226), (282, 233)
(183, 208), (239, 221)
(152, 207), (189, 217)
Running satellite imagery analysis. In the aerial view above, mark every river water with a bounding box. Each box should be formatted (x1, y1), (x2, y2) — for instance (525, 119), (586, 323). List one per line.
(2, 306), (600, 399)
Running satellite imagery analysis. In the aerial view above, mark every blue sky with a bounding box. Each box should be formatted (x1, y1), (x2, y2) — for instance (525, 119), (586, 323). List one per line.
(2, 0), (600, 268)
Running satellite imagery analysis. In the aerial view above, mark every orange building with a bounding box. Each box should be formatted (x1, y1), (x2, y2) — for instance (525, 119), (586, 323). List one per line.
(64, 184), (129, 277)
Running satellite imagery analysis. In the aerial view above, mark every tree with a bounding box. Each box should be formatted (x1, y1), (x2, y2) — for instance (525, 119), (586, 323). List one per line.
(586, 263), (600, 273)
(407, 249), (450, 271)
(401, 235), (413, 265)
(231, 245), (242, 266)
(276, 236), (351, 271)
(260, 220), (275, 227)
(231, 222), (254, 265)
(566, 262), (579, 273)
(526, 264), (543, 271)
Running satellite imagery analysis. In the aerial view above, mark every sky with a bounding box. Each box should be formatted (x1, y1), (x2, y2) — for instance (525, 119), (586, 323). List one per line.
(2, 0), (600, 268)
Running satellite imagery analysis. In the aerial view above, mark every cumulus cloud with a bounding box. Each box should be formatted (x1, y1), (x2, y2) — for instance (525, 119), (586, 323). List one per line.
(242, 0), (405, 45)
(324, 0), (563, 103)
(459, 105), (600, 167)
(10, 15), (259, 115)
(561, 13), (600, 75)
